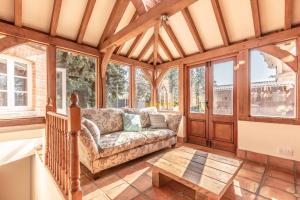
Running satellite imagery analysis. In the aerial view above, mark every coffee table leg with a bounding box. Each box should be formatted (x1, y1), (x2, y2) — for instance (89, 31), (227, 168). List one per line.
(152, 169), (171, 187)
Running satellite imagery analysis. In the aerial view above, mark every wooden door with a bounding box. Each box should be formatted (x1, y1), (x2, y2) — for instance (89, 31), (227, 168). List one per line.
(208, 58), (237, 152)
(187, 58), (237, 152)
(187, 64), (209, 146)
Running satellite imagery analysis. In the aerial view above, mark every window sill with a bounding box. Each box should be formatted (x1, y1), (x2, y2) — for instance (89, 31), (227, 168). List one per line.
(239, 116), (300, 125)
(0, 117), (45, 127)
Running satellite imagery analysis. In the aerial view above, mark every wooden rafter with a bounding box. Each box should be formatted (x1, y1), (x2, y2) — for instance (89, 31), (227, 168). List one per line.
(98, 0), (130, 48)
(211, 0), (229, 46)
(50, 0), (62, 36)
(100, 0), (197, 51)
(162, 22), (185, 58)
(153, 22), (160, 65)
(138, 35), (154, 61)
(148, 53), (154, 63)
(77, 0), (96, 43)
(181, 8), (204, 52)
(257, 45), (297, 72)
(157, 53), (163, 63)
(284, 0), (293, 30)
(0, 36), (27, 53)
(158, 35), (173, 61)
(111, 54), (153, 69)
(127, 32), (146, 57)
(14, 0), (22, 27)
(250, 0), (261, 37)
(155, 26), (300, 68)
(131, 0), (147, 15)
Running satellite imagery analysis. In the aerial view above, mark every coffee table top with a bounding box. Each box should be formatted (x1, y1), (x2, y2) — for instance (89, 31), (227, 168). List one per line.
(148, 146), (242, 198)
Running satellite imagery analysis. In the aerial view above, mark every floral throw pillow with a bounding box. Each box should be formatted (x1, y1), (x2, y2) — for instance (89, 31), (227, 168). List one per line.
(122, 113), (142, 132)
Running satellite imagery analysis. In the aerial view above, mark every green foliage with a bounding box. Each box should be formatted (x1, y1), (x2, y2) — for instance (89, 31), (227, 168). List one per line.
(135, 68), (151, 107)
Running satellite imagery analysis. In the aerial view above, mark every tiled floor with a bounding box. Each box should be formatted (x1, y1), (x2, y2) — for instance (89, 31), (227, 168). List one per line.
(81, 144), (300, 200)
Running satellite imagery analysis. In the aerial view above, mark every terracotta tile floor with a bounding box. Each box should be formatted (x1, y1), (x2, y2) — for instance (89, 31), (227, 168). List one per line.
(81, 144), (300, 200)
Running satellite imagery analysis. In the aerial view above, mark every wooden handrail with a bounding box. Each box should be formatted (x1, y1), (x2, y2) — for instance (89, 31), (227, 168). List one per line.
(45, 93), (82, 200)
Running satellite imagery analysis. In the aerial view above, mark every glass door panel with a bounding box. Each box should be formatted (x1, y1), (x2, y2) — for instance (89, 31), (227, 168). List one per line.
(189, 66), (206, 113)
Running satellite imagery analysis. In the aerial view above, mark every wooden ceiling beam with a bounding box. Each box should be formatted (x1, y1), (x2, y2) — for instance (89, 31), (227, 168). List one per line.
(211, 0), (229, 46)
(156, 26), (300, 69)
(100, 0), (197, 51)
(250, 0), (261, 37)
(181, 8), (204, 52)
(148, 53), (154, 64)
(111, 54), (153, 69)
(127, 32), (146, 57)
(14, 0), (22, 27)
(162, 22), (185, 58)
(131, 0), (147, 15)
(153, 23), (160, 65)
(137, 35), (154, 61)
(98, 0), (130, 48)
(101, 46), (116, 78)
(157, 53), (163, 63)
(50, 0), (63, 36)
(284, 0), (293, 30)
(158, 35), (173, 61)
(0, 36), (27, 53)
(77, 0), (96, 43)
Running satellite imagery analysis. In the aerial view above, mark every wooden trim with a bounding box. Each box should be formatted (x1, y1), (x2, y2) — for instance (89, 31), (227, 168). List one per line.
(284, 0), (293, 30)
(156, 27), (300, 69)
(14, 0), (22, 27)
(96, 56), (102, 108)
(157, 53), (163, 64)
(100, 0), (197, 51)
(239, 117), (300, 125)
(177, 136), (187, 143)
(297, 37), (300, 121)
(256, 44), (297, 72)
(50, 0), (62, 36)
(153, 23), (160, 65)
(162, 22), (185, 58)
(131, 0), (147, 15)
(101, 46), (116, 78)
(47, 45), (57, 111)
(0, 117), (45, 127)
(77, 0), (96, 44)
(111, 54), (154, 69)
(130, 65), (136, 107)
(179, 64), (186, 115)
(181, 8), (204, 52)
(98, 0), (130, 48)
(0, 36), (27, 53)
(137, 35), (154, 61)
(0, 22), (100, 56)
(211, 0), (229, 46)
(127, 32), (145, 58)
(158, 35), (173, 61)
(250, 0), (261, 37)
(148, 53), (154, 64)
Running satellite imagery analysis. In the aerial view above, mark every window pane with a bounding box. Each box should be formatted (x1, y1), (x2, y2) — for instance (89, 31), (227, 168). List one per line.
(135, 68), (152, 108)
(250, 49), (296, 118)
(15, 92), (27, 106)
(106, 63), (130, 108)
(0, 92), (7, 106)
(0, 75), (7, 90)
(15, 77), (27, 91)
(158, 68), (179, 111)
(56, 50), (96, 114)
(14, 62), (27, 77)
(0, 59), (7, 74)
(56, 71), (63, 109)
(213, 60), (233, 115)
(190, 66), (205, 113)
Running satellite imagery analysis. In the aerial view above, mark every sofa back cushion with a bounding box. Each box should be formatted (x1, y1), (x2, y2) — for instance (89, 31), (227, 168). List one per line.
(149, 113), (168, 129)
(122, 113), (142, 132)
(81, 108), (124, 134)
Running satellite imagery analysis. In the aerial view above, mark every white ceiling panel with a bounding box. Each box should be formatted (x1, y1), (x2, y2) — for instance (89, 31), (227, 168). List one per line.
(131, 27), (154, 59)
(292, 0), (300, 25)
(0, 0), (14, 22)
(115, 1), (136, 33)
(160, 27), (180, 59)
(158, 45), (168, 61)
(142, 46), (153, 62)
(56, 0), (87, 40)
(119, 37), (136, 55)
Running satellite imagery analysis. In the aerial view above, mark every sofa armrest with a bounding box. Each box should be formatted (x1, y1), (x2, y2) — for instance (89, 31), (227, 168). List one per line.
(79, 127), (98, 161)
(163, 113), (182, 133)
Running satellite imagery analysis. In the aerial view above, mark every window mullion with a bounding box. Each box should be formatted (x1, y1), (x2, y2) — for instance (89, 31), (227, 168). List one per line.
(7, 60), (14, 108)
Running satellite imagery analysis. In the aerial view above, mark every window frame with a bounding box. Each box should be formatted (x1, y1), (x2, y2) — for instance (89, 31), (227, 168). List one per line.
(0, 54), (33, 112)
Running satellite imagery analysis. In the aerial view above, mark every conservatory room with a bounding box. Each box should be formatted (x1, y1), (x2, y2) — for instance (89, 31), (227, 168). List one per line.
(0, 0), (300, 200)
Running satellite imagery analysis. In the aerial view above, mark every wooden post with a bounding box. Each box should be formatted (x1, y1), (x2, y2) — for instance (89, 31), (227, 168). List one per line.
(68, 93), (82, 200)
(45, 97), (53, 166)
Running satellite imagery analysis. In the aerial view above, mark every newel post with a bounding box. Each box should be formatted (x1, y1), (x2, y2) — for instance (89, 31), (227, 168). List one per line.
(68, 93), (82, 200)
(45, 97), (53, 165)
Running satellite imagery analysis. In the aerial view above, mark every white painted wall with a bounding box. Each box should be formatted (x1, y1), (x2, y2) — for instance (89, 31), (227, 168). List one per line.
(238, 120), (300, 161)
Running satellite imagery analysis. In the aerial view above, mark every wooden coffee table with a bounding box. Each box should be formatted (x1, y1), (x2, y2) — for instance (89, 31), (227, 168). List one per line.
(148, 146), (242, 200)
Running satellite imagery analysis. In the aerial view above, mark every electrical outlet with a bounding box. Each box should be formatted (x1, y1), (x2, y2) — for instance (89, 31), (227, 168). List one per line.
(278, 148), (294, 156)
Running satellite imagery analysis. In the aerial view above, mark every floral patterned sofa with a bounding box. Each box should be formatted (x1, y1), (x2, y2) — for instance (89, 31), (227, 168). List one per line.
(79, 107), (182, 175)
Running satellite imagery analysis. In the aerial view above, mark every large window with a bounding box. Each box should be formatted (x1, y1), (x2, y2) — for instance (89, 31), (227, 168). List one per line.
(106, 63), (130, 108)
(250, 43), (297, 118)
(135, 68), (152, 108)
(56, 49), (96, 114)
(0, 56), (32, 111)
(189, 66), (205, 113)
(158, 68), (179, 111)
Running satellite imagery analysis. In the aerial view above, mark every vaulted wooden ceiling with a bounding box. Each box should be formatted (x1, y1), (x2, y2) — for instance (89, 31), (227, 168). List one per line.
(0, 0), (300, 66)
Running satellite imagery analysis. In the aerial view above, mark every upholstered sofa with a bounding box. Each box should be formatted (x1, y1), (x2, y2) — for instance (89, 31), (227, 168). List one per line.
(79, 107), (182, 175)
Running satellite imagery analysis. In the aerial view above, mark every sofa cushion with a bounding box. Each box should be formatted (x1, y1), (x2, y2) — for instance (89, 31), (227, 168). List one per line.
(81, 108), (124, 134)
(123, 113), (142, 132)
(122, 107), (157, 128)
(149, 113), (168, 129)
(82, 118), (100, 145)
(97, 131), (147, 157)
(140, 128), (176, 144)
